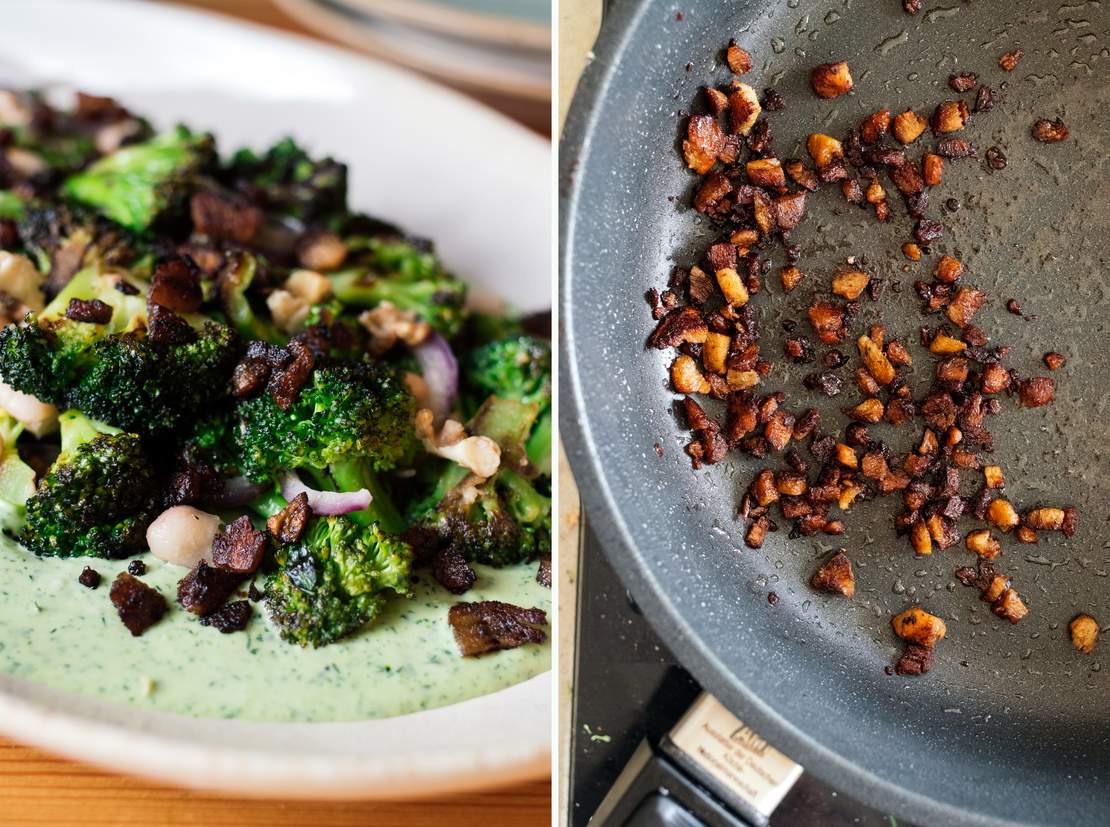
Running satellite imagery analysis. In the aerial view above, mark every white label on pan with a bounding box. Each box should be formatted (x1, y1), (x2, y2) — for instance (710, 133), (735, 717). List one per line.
(667, 693), (803, 818)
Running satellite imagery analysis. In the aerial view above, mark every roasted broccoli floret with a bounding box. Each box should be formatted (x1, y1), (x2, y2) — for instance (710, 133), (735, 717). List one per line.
(265, 513), (411, 647)
(462, 335), (551, 415)
(62, 126), (215, 231)
(67, 321), (240, 435)
(235, 361), (415, 531)
(21, 410), (157, 558)
(329, 237), (467, 338)
(0, 263), (147, 403)
(409, 397), (551, 567)
(226, 137), (347, 221)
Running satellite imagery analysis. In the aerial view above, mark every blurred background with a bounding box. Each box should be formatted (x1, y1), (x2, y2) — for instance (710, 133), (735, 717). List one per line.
(173, 0), (551, 134)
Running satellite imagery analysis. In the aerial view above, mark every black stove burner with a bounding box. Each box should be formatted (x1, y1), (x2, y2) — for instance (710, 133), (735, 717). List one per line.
(569, 517), (913, 827)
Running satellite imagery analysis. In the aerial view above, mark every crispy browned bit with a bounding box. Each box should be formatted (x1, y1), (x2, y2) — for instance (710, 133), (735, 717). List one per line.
(210, 515), (267, 574)
(907, 520), (931, 555)
(702, 331), (730, 374)
(693, 171), (732, 213)
(726, 40), (753, 74)
(932, 100), (969, 134)
(1026, 506), (1078, 537)
(914, 218), (944, 245)
(780, 266), (804, 293)
(776, 472), (807, 497)
(267, 491), (310, 544)
(705, 86), (730, 116)
(1005, 298), (1022, 315)
(150, 256), (203, 313)
(846, 398), (884, 423)
(744, 515), (772, 548)
(683, 115), (726, 174)
(296, 229), (348, 272)
(537, 555), (552, 588)
(896, 643), (934, 676)
(110, 573), (167, 637)
(1070, 614), (1099, 654)
(920, 153), (944, 187)
(65, 297), (113, 324)
(784, 159), (819, 191)
(998, 48), (1024, 71)
(980, 363), (1010, 394)
(892, 110), (929, 144)
(448, 601), (547, 657)
(761, 87), (786, 111)
(1031, 118), (1069, 143)
(267, 338), (315, 411)
(78, 566), (100, 589)
(984, 146), (1007, 170)
(147, 302), (196, 345)
(190, 191), (263, 244)
(987, 498), (1019, 532)
(934, 255), (962, 284)
(775, 192), (807, 231)
(948, 72), (978, 92)
(993, 589), (1028, 624)
(892, 606), (947, 647)
(974, 85), (995, 113)
(746, 158), (785, 189)
(432, 547), (478, 594)
(649, 306), (709, 348)
(1015, 526), (1037, 543)
(983, 465), (1004, 489)
(231, 355), (271, 398)
(1018, 376), (1055, 408)
(729, 228), (759, 249)
(1043, 351), (1065, 370)
(902, 0), (922, 12)
(828, 270), (867, 301)
(198, 600), (251, 633)
(715, 267), (750, 307)
(751, 469), (779, 507)
(935, 137), (976, 158)
(859, 109), (892, 144)
(946, 288), (986, 327)
(965, 529), (1001, 559)
(855, 368), (881, 397)
(806, 133), (844, 168)
(726, 366), (760, 391)
(857, 334), (896, 385)
(682, 396), (728, 465)
(902, 242), (922, 261)
(811, 550), (855, 597)
(929, 333), (965, 354)
(727, 82), (762, 135)
(810, 61), (853, 99)
(807, 301), (847, 344)
(177, 560), (244, 616)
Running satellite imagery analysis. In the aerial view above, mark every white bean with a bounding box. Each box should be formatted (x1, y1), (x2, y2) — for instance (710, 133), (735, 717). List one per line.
(146, 506), (221, 568)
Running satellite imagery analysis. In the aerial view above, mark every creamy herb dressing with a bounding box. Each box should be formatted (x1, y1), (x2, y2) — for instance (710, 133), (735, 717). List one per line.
(0, 532), (550, 721)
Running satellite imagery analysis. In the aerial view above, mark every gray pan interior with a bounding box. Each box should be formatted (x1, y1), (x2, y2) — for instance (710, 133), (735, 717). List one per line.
(560, 0), (1110, 824)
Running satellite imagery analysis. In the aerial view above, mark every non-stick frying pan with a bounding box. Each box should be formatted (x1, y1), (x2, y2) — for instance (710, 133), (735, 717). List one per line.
(560, 1), (1110, 824)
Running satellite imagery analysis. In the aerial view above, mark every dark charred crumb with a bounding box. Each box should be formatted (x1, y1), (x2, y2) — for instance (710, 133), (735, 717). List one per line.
(267, 338), (315, 411)
(935, 137), (976, 158)
(948, 72), (977, 92)
(432, 547), (478, 594)
(682, 396), (728, 466)
(895, 643), (934, 676)
(266, 491), (310, 544)
(974, 85), (995, 113)
(537, 555), (552, 588)
(248, 582), (265, 602)
(147, 303), (196, 345)
(149, 256), (203, 313)
(127, 560), (146, 577)
(110, 573), (167, 636)
(998, 49), (1024, 71)
(985, 146), (1007, 170)
(654, 442), (664, 457)
(675, 10), (684, 20)
(803, 371), (843, 397)
(1043, 352), (1065, 371)
(913, 219), (944, 245)
(821, 349), (847, 369)
(190, 191), (262, 244)
(231, 355), (272, 398)
(65, 298), (113, 324)
(902, 0), (922, 13)
(811, 550), (855, 597)
(177, 560), (245, 616)
(78, 567), (100, 589)
(767, 591), (779, 605)
(649, 306), (708, 349)
(944, 198), (960, 213)
(1031, 118), (1069, 143)
(761, 88), (786, 111)
(448, 601), (548, 657)
(210, 515), (267, 574)
(1018, 377), (1055, 408)
(198, 600), (251, 633)
(1006, 298), (1023, 315)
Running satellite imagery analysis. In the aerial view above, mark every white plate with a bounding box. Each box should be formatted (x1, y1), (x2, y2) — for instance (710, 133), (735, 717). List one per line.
(0, 0), (551, 798)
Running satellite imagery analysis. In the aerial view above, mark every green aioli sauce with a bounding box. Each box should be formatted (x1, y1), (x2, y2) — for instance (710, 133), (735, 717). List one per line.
(0, 533), (550, 722)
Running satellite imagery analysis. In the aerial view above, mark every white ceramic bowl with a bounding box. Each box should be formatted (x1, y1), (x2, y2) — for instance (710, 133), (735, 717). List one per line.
(0, 0), (551, 797)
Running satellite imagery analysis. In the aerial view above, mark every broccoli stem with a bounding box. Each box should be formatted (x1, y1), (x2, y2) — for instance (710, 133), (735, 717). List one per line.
(526, 409), (551, 477)
(58, 410), (120, 455)
(498, 468), (549, 523)
(249, 487), (288, 519)
(326, 460), (405, 534)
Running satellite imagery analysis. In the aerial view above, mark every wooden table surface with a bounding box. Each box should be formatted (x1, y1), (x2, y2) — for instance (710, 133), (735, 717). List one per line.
(0, 2), (550, 824)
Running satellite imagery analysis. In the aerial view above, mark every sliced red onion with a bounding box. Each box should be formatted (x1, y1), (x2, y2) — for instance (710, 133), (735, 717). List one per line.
(280, 472), (371, 516)
(414, 332), (458, 420)
(203, 476), (271, 509)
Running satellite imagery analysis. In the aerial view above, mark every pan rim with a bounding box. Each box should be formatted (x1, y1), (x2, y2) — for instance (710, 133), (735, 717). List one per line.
(557, 3), (1031, 825)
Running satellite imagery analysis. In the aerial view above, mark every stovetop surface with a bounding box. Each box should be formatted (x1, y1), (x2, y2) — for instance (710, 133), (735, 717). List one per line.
(568, 517), (915, 827)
